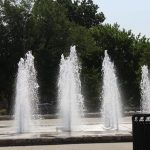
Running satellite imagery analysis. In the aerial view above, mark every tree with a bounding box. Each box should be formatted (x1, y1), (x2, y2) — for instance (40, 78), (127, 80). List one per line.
(0, 0), (32, 113)
(57, 0), (105, 28)
(90, 23), (150, 107)
(1, 0), (150, 114)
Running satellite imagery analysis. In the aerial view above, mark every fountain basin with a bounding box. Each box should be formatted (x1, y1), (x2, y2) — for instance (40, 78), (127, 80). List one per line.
(0, 117), (132, 146)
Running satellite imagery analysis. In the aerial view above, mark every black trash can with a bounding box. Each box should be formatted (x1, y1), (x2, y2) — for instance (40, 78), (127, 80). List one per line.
(132, 114), (150, 150)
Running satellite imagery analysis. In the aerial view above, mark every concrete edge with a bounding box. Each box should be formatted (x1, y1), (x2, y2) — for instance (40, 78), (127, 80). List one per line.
(0, 135), (132, 147)
(0, 111), (140, 120)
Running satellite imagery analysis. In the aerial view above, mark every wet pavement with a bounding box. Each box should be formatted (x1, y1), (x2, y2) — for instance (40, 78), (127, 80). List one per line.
(0, 117), (132, 146)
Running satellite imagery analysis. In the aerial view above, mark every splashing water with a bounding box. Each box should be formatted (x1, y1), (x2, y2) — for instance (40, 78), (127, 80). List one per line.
(140, 65), (150, 113)
(101, 50), (122, 130)
(58, 46), (84, 132)
(14, 51), (40, 133)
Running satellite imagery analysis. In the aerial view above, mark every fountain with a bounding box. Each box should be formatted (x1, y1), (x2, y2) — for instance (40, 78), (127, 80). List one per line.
(14, 51), (40, 133)
(140, 65), (150, 113)
(101, 50), (122, 130)
(58, 46), (84, 132)
(0, 49), (132, 145)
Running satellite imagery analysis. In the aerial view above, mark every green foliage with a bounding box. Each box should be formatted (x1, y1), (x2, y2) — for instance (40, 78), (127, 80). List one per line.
(0, 0), (150, 113)
(0, 0), (31, 112)
(57, 0), (105, 28)
(90, 23), (150, 106)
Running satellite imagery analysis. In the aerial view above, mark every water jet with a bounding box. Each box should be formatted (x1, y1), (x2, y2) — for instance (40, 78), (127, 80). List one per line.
(140, 65), (150, 113)
(58, 46), (84, 132)
(101, 50), (122, 130)
(14, 51), (40, 133)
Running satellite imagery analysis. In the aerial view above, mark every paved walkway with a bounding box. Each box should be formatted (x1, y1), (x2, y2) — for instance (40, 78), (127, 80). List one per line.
(0, 143), (132, 150)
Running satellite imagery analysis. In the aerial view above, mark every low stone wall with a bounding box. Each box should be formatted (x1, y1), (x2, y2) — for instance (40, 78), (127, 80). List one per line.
(0, 134), (132, 147)
(0, 111), (140, 120)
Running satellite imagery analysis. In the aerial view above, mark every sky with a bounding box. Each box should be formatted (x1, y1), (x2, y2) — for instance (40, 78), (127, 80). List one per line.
(93, 0), (150, 38)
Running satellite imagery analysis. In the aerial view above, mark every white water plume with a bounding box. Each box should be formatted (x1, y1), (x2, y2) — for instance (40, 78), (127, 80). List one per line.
(58, 46), (84, 131)
(14, 51), (40, 133)
(140, 65), (150, 113)
(101, 50), (122, 130)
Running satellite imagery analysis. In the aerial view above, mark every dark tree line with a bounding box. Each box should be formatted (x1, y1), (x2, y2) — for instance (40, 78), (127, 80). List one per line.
(0, 0), (150, 114)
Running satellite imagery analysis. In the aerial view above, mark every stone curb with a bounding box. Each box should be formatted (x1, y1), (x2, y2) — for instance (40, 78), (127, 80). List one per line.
(0, 112), (139, 120)
(0, 135), (132, 147)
